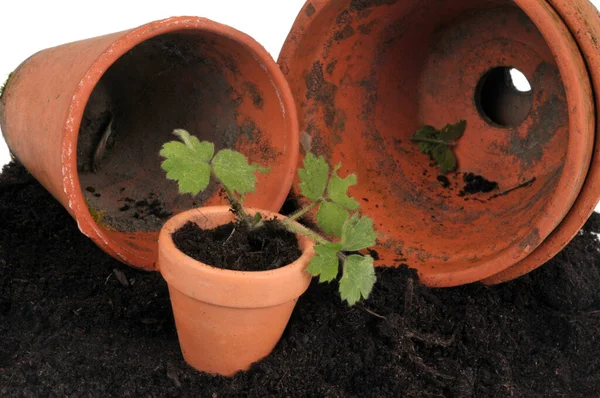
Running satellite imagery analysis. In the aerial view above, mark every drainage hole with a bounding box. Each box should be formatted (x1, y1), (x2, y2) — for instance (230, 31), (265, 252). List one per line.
(476, 67), (533, 127)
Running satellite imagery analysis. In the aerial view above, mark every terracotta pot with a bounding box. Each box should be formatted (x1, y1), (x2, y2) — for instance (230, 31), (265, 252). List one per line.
(279, 0), (594, 287)
(158, 206), (314, 376)
(484, 0), (600, 284)
(0, 17), (299, 271)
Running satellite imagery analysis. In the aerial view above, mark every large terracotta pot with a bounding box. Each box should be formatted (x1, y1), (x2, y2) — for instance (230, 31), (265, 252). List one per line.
(484, 0), (600, 284)
(0, 17), (299, 270)
(158, 206), (314, 376)
(279, 0), (594, 287)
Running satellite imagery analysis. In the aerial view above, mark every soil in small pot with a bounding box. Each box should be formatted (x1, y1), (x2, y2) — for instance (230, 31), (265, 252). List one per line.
(172, 219), (301, 271)
(1, 161), (600, 396)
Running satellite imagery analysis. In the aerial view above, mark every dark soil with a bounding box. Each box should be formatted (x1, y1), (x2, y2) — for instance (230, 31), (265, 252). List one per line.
(461, 172), (499, 195)
(172, 220), (301, 272)
(1, 161), (600, 397)
(437, 175), (451, 188)
(129, 195), (173, 221)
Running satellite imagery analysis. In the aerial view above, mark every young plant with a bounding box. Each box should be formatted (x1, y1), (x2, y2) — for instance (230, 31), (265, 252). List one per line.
(0, 72), (13, 99)
(410, 120), (466, 174)
(160, 129), (377, 306)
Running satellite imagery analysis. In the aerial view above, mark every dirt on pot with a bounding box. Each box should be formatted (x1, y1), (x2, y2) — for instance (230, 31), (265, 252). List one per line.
(172, 220), (301, 272)
(460, 172), (499, 195)
(436, 175), (451, 189)
(73, 32), (288, 236)
(75, 36), (239, 234)
(1, 161), (599, 396)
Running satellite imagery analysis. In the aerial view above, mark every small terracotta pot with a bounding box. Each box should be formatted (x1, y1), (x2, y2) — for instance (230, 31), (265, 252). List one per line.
(158, 206), (314, 376)
(0, 17), (299, 271)
(484, 0), (600, 284)
(279, 0), (594, 287)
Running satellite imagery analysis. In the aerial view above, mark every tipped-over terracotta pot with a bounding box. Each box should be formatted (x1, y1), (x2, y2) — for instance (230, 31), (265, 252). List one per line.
(0, 17), (299, 271)
(484, 0), (600, 284)
(279, 0), (594, 287)
(158, 206), (314, 376)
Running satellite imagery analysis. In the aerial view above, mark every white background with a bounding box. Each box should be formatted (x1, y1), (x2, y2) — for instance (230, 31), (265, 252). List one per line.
(1, 0), (599, 212)
(0, 0), (307, 166)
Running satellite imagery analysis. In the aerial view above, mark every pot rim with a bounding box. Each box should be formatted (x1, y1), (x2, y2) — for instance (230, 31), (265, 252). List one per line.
(278, 0), (594, 287)
(158, 206), (315, 309)
(60, 16), (299, 268)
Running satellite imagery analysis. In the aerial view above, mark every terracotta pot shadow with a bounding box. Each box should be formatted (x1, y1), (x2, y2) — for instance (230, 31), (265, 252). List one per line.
(279, 0), (594, 286)
(0, 17), (299, 270)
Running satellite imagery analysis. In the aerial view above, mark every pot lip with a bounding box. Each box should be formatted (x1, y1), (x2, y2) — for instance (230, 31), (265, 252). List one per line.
(483, 0), (600, 285)
(279, 0), (594, 287)
(60, 16), (299, 268)
(157, 206), (315, 308)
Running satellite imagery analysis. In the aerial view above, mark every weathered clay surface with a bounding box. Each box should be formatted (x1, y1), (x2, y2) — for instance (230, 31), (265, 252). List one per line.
(0, 17), (299, 270)
(279, 0), (594, 286)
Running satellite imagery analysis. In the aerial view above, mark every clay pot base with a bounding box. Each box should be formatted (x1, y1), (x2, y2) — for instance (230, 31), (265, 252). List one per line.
(484, 0), (600, 284)
(79, 32), (290, 234)
(280, 0), (593, 286)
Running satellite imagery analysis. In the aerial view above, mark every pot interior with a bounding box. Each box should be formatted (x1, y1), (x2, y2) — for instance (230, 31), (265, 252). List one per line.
(283, 0), (585, 280)
(78, 30), (291, 233)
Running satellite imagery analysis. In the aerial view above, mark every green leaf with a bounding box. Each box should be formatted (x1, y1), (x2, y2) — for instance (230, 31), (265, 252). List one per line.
(212, 149), (268, 196)
(316, 201), (349, 238)
(339, 255), (376, 305)
(253, 212), (263, 224)
(307, 243), (343, 283)
(418, 141), (436, 154)
(160, 141), (212, 195)
(298, 153), (329, 201)
(173, 129), (215, 161)
(0, 72), (13, 99)
(414, 125), (438, 139)
(341, 214), (377, 251)
(432, 145), (457, 174)
(328, 164), (360, 210)
(414, 125), (438, 154)
(439, 120), (466, 141)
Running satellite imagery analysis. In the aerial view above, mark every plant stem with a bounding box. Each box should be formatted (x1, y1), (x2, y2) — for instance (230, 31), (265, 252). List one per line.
(287, 198), (323, 222)
(410, 137), (456, 146)
(222, 184), (254, 226)
(281, 218), (330, 246)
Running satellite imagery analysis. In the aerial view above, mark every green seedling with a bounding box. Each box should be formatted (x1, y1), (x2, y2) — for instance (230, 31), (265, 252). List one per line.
(160, 129), (377, 305)
(0, 72), (13, 99)
(410, 120), (466, 174)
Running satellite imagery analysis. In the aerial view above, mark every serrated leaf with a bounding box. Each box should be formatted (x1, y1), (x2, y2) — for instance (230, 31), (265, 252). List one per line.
(341, 214), (377, 251)
(160, 141), (212, 195)
(328, 164), (360, 210)
(173, 129), (215, 161)
(414, 125), (439, 155)
(307, 243), (343, 283)
(439, 120), (466, 141)
(316, 201), (349, 238)
(212, 149), (267, 196)
(432, 145), (457, 174)
(298, 153), (329, 201)
(339, 255), (376, 305)
(418, 141), (436, 154)
(414, 125), (438, 139)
